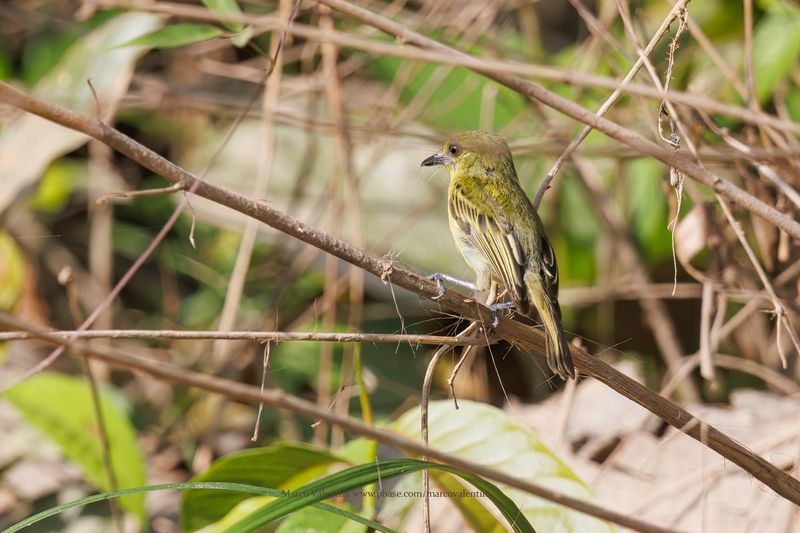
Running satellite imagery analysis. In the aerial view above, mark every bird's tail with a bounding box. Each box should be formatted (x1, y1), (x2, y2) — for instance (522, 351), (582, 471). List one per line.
(524, 272), (575, 379)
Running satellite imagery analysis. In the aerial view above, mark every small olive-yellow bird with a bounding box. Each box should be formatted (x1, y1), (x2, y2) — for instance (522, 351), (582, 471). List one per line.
(422, 131), (575, 379)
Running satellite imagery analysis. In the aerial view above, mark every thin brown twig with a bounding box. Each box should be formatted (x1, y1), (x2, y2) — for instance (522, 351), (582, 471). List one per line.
(718, 198), (800, 368)
(420, 343), (450, 533)
(699, 282), (716, 382)
(0, 328), (487, 344)
(213, 0), (299, 370)
(95, 182), (184, 204)
(319, 2), (363, 448)
(58, 268), (124, 533)
(422, 305), (483, 531)
(3, 82), (800, 507)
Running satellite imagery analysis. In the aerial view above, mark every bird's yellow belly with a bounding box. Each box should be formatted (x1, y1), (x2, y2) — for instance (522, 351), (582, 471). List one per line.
(449, 220), (492, 291)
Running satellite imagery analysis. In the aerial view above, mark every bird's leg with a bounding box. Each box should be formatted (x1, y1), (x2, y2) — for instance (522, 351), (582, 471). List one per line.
(428, 272), (477, 300)
(487, 301), (516, 329)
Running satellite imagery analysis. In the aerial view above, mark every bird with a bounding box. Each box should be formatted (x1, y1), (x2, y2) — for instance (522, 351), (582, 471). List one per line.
(421, 130), (575, 379)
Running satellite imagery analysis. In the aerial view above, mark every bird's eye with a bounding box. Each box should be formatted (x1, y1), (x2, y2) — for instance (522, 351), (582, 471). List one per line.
(448, 143), (462, 157)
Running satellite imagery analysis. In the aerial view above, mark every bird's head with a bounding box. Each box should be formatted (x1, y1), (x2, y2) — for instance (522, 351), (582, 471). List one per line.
(421, 131), (514, 177)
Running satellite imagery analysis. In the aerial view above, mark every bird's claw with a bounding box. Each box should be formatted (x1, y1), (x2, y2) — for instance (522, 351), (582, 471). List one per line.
(428, 273), (447, 300)
(487, 301), (515, 330)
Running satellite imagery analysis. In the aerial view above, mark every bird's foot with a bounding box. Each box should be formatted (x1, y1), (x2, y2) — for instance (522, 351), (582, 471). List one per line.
(487, 301), (516, 329)
(427, 273), (477, 300)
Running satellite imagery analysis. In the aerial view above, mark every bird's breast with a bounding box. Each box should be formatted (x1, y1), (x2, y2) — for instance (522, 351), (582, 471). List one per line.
(448, 215), (491, 276)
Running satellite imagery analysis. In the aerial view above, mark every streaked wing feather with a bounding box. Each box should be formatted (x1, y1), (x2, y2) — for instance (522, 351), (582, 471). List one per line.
(540, 234), (560, 310)
(450, 186), (526, 303)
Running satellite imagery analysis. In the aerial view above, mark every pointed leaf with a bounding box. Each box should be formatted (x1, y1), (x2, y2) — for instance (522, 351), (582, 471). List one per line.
(117, 23), (223, 49)
(5, 373), (147, 521)
(180, 442), (347, 532)
(201, 0), (245, 32)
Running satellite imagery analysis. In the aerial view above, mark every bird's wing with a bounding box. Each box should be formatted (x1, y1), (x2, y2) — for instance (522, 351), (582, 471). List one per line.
(449, 185), (527, 304)
(539, 233), (561, 313)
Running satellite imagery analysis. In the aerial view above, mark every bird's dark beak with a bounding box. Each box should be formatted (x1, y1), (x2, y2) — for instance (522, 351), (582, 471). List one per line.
(421, 153), (452, 167)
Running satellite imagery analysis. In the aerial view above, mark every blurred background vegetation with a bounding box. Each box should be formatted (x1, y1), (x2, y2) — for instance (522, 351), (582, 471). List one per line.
(1, 0), (799, 531)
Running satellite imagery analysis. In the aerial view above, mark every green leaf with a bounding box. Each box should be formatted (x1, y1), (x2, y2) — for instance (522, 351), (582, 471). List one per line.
(627, 158), (671, 260)
(559, 177), (599, 283)
(432, 471), (506, 533)
(336, 437), (377, 464)
(201, 0), (245, 32)
(4, 482), (391, 533)
(752, 6), (800, 102)
(0, 230), (25, 312)
(275, 503), (367, 533)
(180, 287), (224, 328)
(117, 23), (223, 49)
(230, 26), (254, 48)
(5, 373), (147, 522)
(180, 442), (348, 532)
(223, 458), (535, 533)
(390, 401), (614, 533)
(27, 159), (87, 213)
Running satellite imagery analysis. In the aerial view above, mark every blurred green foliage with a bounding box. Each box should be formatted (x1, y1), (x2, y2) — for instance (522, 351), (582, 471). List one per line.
(2, 0), (798, 529)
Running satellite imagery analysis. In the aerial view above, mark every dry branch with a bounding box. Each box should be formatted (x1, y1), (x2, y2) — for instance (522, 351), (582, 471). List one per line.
(0, 329), (486, 345)
(2, 81), (800, 507)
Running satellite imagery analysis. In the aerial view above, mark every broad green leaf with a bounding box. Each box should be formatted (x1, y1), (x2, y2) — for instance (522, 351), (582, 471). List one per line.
(0, 230), (25, 312)
(627, 158), (671, 260)
(376, 471), (423, 530)
(0, 12), (162, 213)
(391, 401), (614, 533)
(0, 51), (11, 80)
(275, 503), (367, 533)
(752, 6), (800, 103)
(786, 85), (800, 122)
(4, 482), (390, 533)
(223, 458), (535, 533)
(203, 496), (275, 533)
(559, 177), (599, 284)
(180, 287), (224, 328)
(117, 23), (223, 49)
(337, 437), (377, 464)
(28, 159), (87, 213)
(201, 0), (244, 32)
(180, 442), (348, 532)
(230, 26), (254, 48)
(5, 372), (146, 522)
(432, 471), (506, 533)
(208, 495), (380, 533)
